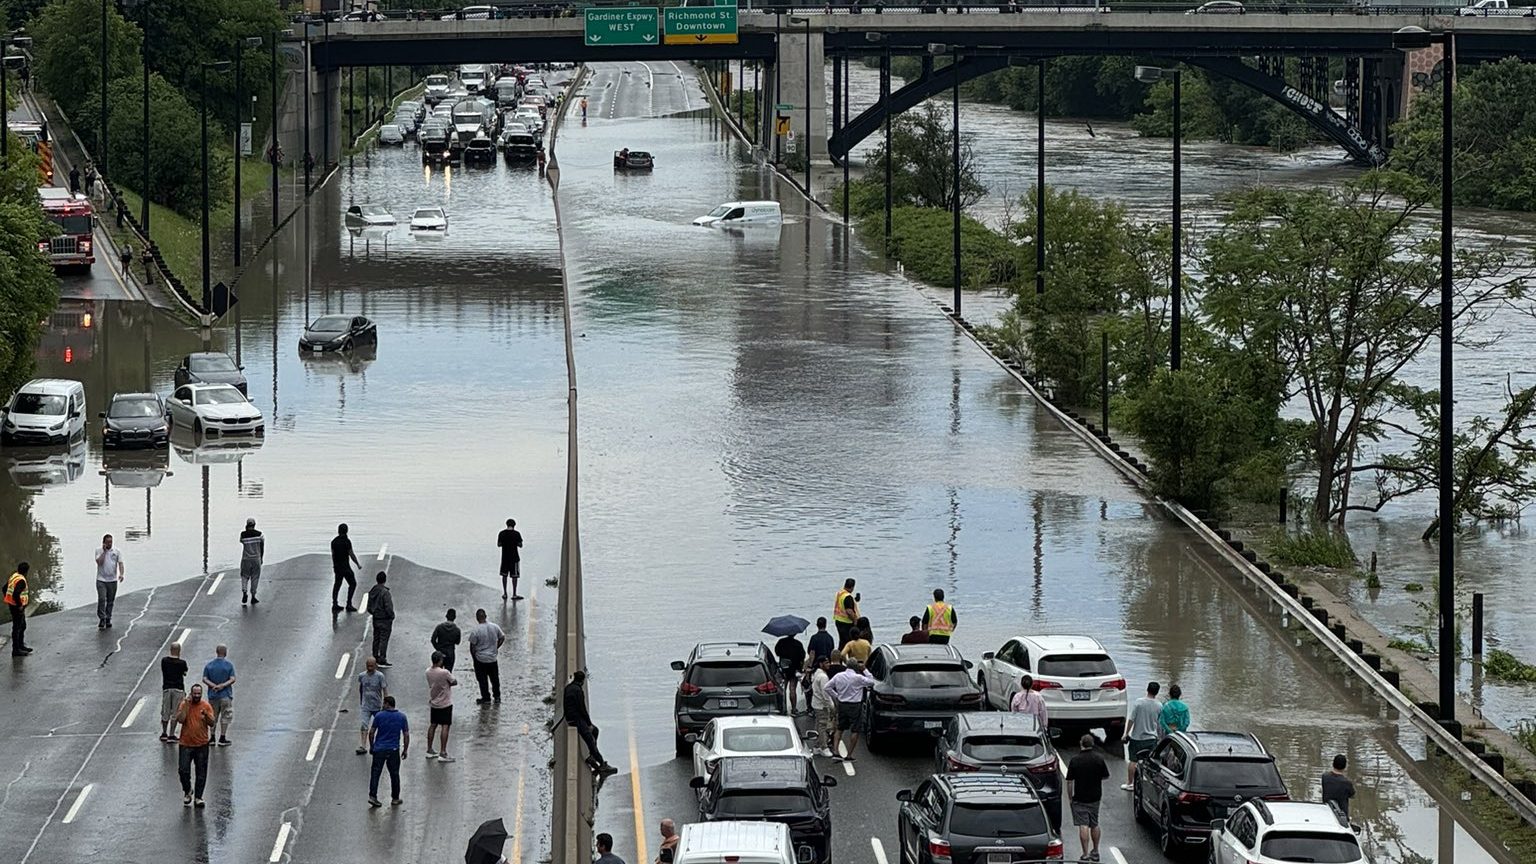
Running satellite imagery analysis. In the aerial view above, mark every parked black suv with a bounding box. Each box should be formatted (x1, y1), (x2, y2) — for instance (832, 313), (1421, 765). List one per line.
(1132, 731), (1289, 855)
(934, 712), (1064, 831)
(691, 755), (836, 863)
(671, 642), (787, 756)
(896, 773), (1063, 864)
(865, 644), (983, 749)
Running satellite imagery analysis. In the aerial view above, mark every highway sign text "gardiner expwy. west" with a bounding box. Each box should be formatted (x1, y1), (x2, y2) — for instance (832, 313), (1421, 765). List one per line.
(584, 7), (660, 47)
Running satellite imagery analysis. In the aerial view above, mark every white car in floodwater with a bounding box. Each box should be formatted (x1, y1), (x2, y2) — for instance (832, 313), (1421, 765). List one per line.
(409, 207), (448, 233)
(693, 201), (782, 227)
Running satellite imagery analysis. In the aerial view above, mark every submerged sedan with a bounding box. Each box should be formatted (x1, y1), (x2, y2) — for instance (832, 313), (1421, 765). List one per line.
(300, 315), (379, 353)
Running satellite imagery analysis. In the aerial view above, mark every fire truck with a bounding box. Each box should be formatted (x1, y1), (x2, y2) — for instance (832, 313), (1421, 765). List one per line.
(37, 187), (95, 269)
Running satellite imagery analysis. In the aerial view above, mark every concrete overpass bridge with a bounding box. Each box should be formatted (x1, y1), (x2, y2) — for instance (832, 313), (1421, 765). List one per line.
(287, 11), (1536, 169)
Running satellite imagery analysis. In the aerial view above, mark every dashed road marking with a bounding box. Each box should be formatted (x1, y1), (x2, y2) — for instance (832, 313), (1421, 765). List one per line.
(838, 741), (855, 776)
(208, 573), (224, 595)
(268, 821), (292, 862)
(61, 784), (93, 824)
(305, 729), (324, 762)
(177, 628), (192, 647)
(1058, 756), (1068, 778)
(376, 543), (388, 561)
(870, 837), (889, 864)
(334, 653), (351, 680)
(1108, 847), (1129, 864)
(120, 697), (146, 729)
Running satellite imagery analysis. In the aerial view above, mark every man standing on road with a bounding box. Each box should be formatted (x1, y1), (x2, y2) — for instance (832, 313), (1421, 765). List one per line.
(6, 562), (31, 656)
(331, 523), (361, 612)
(1121, 681), (1162, 790)
(367, 572), (395, 667)
(807, 617), (835, 668)
(468, 608), (504, 704)
(1010, 674), (1049, 729)
(356, 656), (389, 755)
(202, 644), (236, 746)
(95, 533), (124, 629)
(367, 695), (409, 807)
(825, 662), (876, 762)
(1158, 684), (1190, 736)
(497, 518), (523, 601)
(809, 656), (835, 757)
(922, 588), (956, 644)
(594, 833), (625, 864)
(425, 651), (457, 762)
(899, 616), (928, 645)
(832, 579), (859, 648)
(159, 641), (188, 743)
(431, 608), (462, 672)
(176, 684), (217, 808)
(1321, 754), (1355, 817)
(239, 518), (264, 605)
(562, 671), (617, 775)
(774, 632), (806, 715)
(656, 818), (679, 864)
(1067, 733), (1110, 862)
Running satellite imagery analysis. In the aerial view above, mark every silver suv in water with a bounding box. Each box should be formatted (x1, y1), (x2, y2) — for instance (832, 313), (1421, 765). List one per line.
(671, 642), (787, 757)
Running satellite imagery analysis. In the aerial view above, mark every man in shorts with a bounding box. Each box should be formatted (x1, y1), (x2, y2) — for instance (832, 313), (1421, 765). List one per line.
(425, 651), (457, 762)
(331, 523), (361, 612)
(1121, 681), (1162, 790)
(159, 641), (188, 743)
(497, 518), (523, 601)
(201, 644), (236, 746)
(356, 656), (388, 755)
(1067, 733), (1110, 862)
(825, 662), (875, 762)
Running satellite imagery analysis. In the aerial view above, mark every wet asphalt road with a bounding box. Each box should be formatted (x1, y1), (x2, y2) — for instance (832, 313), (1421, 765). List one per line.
(0, 61), (1521, 863)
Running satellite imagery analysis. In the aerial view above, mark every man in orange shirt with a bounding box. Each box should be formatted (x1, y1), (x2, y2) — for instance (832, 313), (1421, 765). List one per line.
(177, 684), (217, 808)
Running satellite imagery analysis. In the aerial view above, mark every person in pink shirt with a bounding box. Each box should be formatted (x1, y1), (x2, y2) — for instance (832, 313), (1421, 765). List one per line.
(1009, 674), (1049, 730)
(425, 652), (458, 763)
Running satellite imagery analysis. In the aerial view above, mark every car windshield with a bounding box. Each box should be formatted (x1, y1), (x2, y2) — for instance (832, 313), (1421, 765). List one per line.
(714, 791), (813, 818)
(720, 728), (795, 753)
(414, 209), (442, 219)
(189, 355), (238, 373)
(688, 661), (767, 688)
(706, 205), (732, 217)
(947, 802), (1047, 838)
(109, 398), (161, 418)
(427, 76), (448, 87)
(12, 393), (66, 415)
(1189, 758), (1284, 789)
(960, 735), (1046, 762)
(311, 316), (351, 332)
(194, 388), (246, 406)
(1259, 832), (1361, 863)
(1037, 654), (1116, 677)
(52, 215), (94, 235)
(889, 664), (971, 688)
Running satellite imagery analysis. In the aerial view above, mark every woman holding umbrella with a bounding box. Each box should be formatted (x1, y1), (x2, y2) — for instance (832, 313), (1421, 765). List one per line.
(763, 615), (810, 716)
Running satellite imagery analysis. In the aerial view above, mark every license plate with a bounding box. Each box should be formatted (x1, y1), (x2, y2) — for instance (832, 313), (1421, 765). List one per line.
(923, 721), (943, 729)
(987, 854), (1011, 864)
(306, 345), (319, 351)
(1071, 690), (1092, 701)
(717, 699), (738, 709)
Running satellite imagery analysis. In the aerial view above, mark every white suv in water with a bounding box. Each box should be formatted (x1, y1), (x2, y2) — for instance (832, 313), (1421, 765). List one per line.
(1211, 801), (1366, 864)
(975, 634), (1127, 736)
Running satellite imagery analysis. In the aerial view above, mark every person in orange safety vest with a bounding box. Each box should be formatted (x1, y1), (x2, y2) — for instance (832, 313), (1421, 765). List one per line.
(6, 562), (32, 656)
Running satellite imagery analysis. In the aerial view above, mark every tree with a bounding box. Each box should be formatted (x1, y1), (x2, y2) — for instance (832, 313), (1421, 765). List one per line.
(1127, 368), (1264, 511)
(1200, 178), (1526, 526)
(855, 103), (985, 213)
(137, 0), (284, 134)
(26, 0), (141, 119)
(0, 142), (61, 403)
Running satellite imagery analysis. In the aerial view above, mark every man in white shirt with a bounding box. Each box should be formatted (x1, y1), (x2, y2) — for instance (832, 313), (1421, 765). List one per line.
(808, 656), (835, 757)
(95, 533), (124, 629)
(1121, 681), (1164, 790)
(825, 663), (876, 762)
(1009, 674), (1049, 730)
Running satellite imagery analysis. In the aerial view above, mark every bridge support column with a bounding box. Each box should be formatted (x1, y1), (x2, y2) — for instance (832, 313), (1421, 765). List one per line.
(776, 28), (826, 165)
(321, 65), (342, 171)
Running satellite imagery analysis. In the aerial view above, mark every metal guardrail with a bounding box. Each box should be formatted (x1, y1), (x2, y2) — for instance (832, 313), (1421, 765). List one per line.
(302, 3), (1507, 19)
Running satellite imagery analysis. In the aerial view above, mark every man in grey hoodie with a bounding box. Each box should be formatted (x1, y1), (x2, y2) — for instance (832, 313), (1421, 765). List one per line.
(240, 519), (264, 605)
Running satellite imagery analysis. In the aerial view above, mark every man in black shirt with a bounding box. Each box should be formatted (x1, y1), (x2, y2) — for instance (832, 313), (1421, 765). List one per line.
(561, 671), (617, 775)
(330, 524), (361, 612)
(431, 609), (462, 672)
(807, 617), (835, 668)
(159, 642), (189, 742)
(367, 572), (395, 667)
(497, 518), (523, 601)
(1066, 734), (1110, 862)
(1321, 754), (1356, 817)
(774, 634), (807, 715)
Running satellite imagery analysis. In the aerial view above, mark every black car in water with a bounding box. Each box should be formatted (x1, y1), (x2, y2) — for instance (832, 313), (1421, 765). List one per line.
(864, 644), (983, 749)
(934, 712), (1064, 831)
(300, 315), (378, 353)
(174, 352), (247, 394)
(464, 136), (497, 165)
(897, 773), (1064, 864)
(692, 755), (836, 864)
(670, 641), (786, 756)
(101, 393), (169, 449)
(1132, 731), (1289, 856)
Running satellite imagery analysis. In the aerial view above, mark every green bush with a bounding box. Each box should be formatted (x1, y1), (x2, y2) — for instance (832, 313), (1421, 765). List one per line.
(1265, 526), (1356, 569)
(1485, 649), (1536, 683)
(83, 74), (231, 219)
(858, 206), (1017, 290)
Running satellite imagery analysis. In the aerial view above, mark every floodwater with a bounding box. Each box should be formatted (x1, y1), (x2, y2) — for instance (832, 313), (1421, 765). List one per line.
(0, 60), (1524, 861)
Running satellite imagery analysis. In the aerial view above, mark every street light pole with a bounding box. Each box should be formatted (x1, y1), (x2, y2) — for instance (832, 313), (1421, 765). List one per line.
(302, 30), (311, 191)
(233, 37), (261, 269)
(200, 59), (230, 313)
(951, 51), (961, 316)
(100, 0), (108, 175)
(1036, 59), (1045, 297)
(803, 18), (811, 197)
(140, 4), (149, 229)
(1134, 64), (1182, 370)
(271, 31), (289, 230)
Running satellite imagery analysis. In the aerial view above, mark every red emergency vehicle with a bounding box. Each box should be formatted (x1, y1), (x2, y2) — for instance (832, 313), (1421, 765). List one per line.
(37, 187), (95, 269)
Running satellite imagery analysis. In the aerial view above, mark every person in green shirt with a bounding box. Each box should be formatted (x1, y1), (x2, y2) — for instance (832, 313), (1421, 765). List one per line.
(1158, 684), (1190, 735)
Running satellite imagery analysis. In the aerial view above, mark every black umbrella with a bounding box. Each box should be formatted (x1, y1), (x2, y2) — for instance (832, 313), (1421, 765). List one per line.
(465, 817), (509, 864)
(762, 614), (811, 637)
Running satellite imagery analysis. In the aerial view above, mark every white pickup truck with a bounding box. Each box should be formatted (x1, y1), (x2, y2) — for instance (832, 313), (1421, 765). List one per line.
(1458, 0), (1536, 15)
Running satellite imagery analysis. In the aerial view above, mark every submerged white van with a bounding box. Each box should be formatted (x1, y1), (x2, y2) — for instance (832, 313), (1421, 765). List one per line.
(693, 200), (783, 227)
(2, 378), (87, 445)
(675, 821), (798, 864)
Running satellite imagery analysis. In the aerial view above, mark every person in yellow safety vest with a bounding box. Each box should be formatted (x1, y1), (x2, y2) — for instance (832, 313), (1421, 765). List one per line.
(923, 588), (957, 645)
(6, 562), (32, 656)
(832, 578), (860, 649)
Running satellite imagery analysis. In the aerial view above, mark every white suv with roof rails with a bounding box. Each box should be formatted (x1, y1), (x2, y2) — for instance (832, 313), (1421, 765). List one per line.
(1211, 800), (1366, 864)
(975, 634), (1127, 736)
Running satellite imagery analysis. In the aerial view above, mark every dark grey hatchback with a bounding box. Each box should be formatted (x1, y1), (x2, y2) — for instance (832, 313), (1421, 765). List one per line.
(671, 642), (787, 756)
(897, 774), (1064, 864)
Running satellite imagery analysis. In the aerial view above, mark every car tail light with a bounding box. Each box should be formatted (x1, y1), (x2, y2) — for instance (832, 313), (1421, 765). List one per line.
(1032, 679), (1062, 691)
(925, 837), (951, 861)
(679, 682), (701, 696)
(873, 692), (906, 706)
(958, 692), (982, 704)
(946, 756), (979, 772)
(1177, 791), (1211, 804)
(1028, 761), (1058, 775)
(754, 680), (778, 694)
(1046, 839), (1064, 859)
(1100, 678), (1126, 690)
(1262, 793), (1290, 801)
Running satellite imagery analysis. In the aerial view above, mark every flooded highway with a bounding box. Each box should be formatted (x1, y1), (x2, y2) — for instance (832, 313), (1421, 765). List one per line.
(0, 60), (1526, 863)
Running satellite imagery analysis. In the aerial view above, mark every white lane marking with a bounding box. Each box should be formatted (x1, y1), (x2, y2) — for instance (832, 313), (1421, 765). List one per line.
(177, 628), (192, 647)
(208, 573), (224, 595)
(268, 821), (292, 862)
(305, 729), (324, 762)
(1058, 756), (1068, 778)
(334, 652), (351, 680)
(376, 543), (387, 561)
(1108, 847), (1129, 864)
(838, 741), (855, 776)
(61, 784), (93, 824)
(870, 837), (889, 864)
(120, 697), (147, 729)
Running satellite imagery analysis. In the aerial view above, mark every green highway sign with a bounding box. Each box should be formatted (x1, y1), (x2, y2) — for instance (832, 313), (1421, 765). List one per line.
(584, 7), (659, 47)
(663, 5), (738, 45)
(776, 103), (793, 112)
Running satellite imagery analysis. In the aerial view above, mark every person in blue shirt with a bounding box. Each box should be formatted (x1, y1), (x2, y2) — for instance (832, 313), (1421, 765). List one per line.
(368, 695), (410, 807)
(201, 645), (236, 746)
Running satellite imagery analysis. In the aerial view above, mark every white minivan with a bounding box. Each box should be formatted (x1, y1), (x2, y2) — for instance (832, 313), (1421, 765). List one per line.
(2, 378), (88, 445)
(675, 821), (798, 864)
(693, 201), (783, 227)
